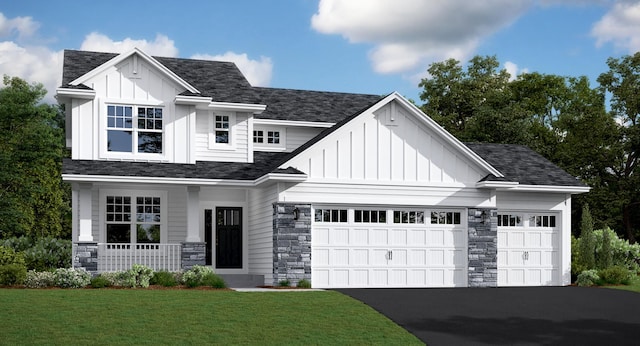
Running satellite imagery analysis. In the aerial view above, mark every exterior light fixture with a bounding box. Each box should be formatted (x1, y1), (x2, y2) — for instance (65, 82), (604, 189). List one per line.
(293, 207), (299, 220)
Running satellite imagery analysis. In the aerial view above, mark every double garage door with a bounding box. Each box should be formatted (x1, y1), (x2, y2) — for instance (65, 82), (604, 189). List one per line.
(311, 207), (467, 288)
(311, 206), (560, 288)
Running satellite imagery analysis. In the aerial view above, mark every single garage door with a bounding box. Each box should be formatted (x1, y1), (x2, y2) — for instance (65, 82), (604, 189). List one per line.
(312, 207), (467, 288)
(497, 212), (560, 286)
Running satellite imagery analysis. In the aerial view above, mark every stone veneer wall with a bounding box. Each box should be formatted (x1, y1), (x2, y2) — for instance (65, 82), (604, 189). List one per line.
(468, 208), (498, 287)
(181, 242), (206, 270)
(273, 203), (312, 286)
(73, 242), (98, 275)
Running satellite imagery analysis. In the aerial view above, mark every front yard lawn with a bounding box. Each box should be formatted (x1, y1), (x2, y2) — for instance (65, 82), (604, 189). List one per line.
(0, 289), (422, 345)
(607, 275), (640, 293)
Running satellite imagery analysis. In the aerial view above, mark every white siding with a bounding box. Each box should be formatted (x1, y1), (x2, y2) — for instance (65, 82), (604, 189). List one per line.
(248, 185), (279, 279)
(286, 127), (324, 152)
(283, 101), (486, 184)
(195, 110), (250, 162)
(167, 188), (187, 244)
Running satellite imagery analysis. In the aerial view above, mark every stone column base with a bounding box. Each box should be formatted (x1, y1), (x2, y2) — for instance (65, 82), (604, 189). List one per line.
(73, 242), (98, 276)
(181, 242), (206, 270)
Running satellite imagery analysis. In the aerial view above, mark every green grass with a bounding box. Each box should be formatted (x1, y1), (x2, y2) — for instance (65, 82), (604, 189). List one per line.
(607, 275), (640, 293)
(0, 289), (423, 345)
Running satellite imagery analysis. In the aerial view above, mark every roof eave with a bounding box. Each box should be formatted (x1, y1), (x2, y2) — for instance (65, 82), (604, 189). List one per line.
(476, 181), (591, 194)
(209, 102), (267, 114)
(62, 172), (307, 187)
(55, 87), (96, 100)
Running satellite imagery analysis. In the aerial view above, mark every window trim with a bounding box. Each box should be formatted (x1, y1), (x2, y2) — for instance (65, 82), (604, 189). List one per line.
(253, 126), (285, 151)
(209, 111), (236, 150)
(100, 101), (166, 160)
(99, 189), (167, 244)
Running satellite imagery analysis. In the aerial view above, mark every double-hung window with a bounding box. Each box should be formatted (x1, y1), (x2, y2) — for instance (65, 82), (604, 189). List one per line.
(215, 115), (230, 144)
(107, 105), (163, 154)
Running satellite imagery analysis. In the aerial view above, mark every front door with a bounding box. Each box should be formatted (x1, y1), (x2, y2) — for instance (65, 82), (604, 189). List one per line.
(215, 207), (242, 269)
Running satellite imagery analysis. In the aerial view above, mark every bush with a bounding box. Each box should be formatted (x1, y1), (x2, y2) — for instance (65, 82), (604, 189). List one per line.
(200, 272), (226, 288)
(22, 237), (72, 271)
(150, 271), (178, 287)
(278, 279), (291, 287)
(99, 272), (125, 287)
(576, 269), (599, 287)
(597, 266), (633, 285)
(297, 279), (311, 288)
(0, 246), (26, 267)
(24, 270), (56, 288)
(0, 264), (27, 285)
(54, 268), (91, 288)
(182, 265), (222, 288)
(90, 275), (111, 288)
(127, 264), (154, 288)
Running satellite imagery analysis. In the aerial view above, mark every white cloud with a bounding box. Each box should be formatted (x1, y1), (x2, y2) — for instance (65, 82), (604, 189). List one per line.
(80, 32), (179, 57)
(191, 52), (273, 86)
(504, 61), (529, 81)
(0, 13), (39, 40)
(591, 1), (640, 52)
(311, 0), (532, 74)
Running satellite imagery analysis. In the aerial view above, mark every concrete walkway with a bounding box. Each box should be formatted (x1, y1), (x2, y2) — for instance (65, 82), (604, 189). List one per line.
(337, 286), (640, 345)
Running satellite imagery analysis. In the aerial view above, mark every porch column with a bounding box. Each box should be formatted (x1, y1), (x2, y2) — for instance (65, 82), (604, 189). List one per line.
(186, 186), (201, 242)
(77, 183), (93, 242)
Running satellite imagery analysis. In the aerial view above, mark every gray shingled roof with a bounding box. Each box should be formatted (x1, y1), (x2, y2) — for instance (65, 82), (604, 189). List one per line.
(254, 87), (382, 123)
(465, 143), (587, 187)
(62, 152), (302, 180)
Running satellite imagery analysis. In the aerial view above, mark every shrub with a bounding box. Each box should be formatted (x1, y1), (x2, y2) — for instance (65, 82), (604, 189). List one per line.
(576, 269), (599, 287)
(22, 237), (72, 271)
(182, 265), (217, 288)
(200, 272), (226, 288)
(54, 268), (91, 288)
(99, 272), (125, 287)
(278, 279), (291, 287)
(297, 279), (311, 288)
(24, 270), (56, 288)
(597, 266), (633, 285)
(150, 271), (178, 287)
(0, 264), (27, 286)
(127, 264), (154, 288)
(0, 246), (26, 267)
(90, 275), (111, 288)
(579, 205), (596, 270)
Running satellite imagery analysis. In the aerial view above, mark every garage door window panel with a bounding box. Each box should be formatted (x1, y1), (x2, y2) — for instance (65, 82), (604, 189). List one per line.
(393, 210), (425, 224)
(315, 208), (348, 223)
(530, 215), (556, 228)
(498, 214), (523, 227)
(430, 211), (461, 225)
(355, 210), (387, 223)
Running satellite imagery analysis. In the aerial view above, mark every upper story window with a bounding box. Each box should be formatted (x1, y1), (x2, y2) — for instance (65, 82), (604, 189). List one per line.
(253, 126), (285, 150)
(215, 115), (230, 144)
(267, 131), (280, 144)
(253, 130), (264, 143)
(107, 105), (163, 154)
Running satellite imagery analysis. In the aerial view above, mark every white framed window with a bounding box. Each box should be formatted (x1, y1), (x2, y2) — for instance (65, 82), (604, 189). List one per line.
(430, 211), (461, 225)
(393, 210), (425, 224)
(253, 126), (285, 151)
(498, 214), (523, 227)
(209, 112), (235, 149)
(354, 210), (387, 223)
(529, 215), (556, 228)
(314, 208), (348, 223)
(106, 104), (163, 155)
(101, 190), (167, 246)
(215, 115), (230, 144)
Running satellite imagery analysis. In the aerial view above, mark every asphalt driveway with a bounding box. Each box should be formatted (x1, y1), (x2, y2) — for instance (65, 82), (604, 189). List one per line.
(336, 287), (640, 345)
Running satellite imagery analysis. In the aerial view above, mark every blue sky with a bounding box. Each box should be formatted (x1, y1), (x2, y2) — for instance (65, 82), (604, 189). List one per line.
(1, 1), (639, 103)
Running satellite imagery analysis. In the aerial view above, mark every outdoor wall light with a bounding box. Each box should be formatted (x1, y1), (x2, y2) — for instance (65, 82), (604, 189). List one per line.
(293, 207), (299, 220)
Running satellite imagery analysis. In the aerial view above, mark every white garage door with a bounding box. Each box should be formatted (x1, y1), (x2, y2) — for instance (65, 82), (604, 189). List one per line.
(497, 212), (560, 286)
(312, 207), (467, 288)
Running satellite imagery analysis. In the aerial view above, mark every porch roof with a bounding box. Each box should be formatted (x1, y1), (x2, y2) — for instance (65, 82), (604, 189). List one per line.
(62, 152), (304, 181)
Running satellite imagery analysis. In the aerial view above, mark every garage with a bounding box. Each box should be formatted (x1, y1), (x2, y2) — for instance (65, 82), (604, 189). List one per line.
(497, 212), (560, 286)
(311, 207), (467, 288)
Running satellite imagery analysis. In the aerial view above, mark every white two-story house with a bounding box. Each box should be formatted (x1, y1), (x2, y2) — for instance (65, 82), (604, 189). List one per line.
(57, 48), (589, 288)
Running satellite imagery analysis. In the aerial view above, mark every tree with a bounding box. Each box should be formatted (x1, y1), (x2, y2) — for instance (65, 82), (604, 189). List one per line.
(579, 204), (596, 270)
(0, 76), (66, 238)
(597, 53), (640, 243)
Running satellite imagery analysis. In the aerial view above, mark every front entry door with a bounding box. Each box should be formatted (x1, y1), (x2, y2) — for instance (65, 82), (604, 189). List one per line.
(215, 207), (242, 269)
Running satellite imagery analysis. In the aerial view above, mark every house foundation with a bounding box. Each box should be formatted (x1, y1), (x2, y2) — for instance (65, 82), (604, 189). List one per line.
(273, 203), (312, 286)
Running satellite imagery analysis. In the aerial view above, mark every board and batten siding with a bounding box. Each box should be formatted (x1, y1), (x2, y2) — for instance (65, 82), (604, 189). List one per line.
(283, 101), (486, 184)
(194, 110), (250, 162)
(247, 185), (279, 280)
(167, 187), (187, 244)
(72, 55), (185, 162)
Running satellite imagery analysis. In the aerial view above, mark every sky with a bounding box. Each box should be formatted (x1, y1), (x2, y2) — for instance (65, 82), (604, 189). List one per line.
(1, 0), (640, 104)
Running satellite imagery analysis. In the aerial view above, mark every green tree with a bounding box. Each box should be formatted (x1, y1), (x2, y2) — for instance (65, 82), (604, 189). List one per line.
(0, 76), (66, 238)
(597, 52), (640, 243)
(580, 204), (596, 270)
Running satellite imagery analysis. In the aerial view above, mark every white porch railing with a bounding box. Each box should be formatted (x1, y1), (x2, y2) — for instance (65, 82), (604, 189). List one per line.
(98, 243), (182, 272)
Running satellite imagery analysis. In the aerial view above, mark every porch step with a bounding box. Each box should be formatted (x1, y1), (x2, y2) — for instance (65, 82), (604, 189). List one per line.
(218, 274), (265, 288)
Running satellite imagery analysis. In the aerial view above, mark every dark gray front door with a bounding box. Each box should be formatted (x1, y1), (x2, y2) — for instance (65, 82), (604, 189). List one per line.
(215, 207), (242, 269)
